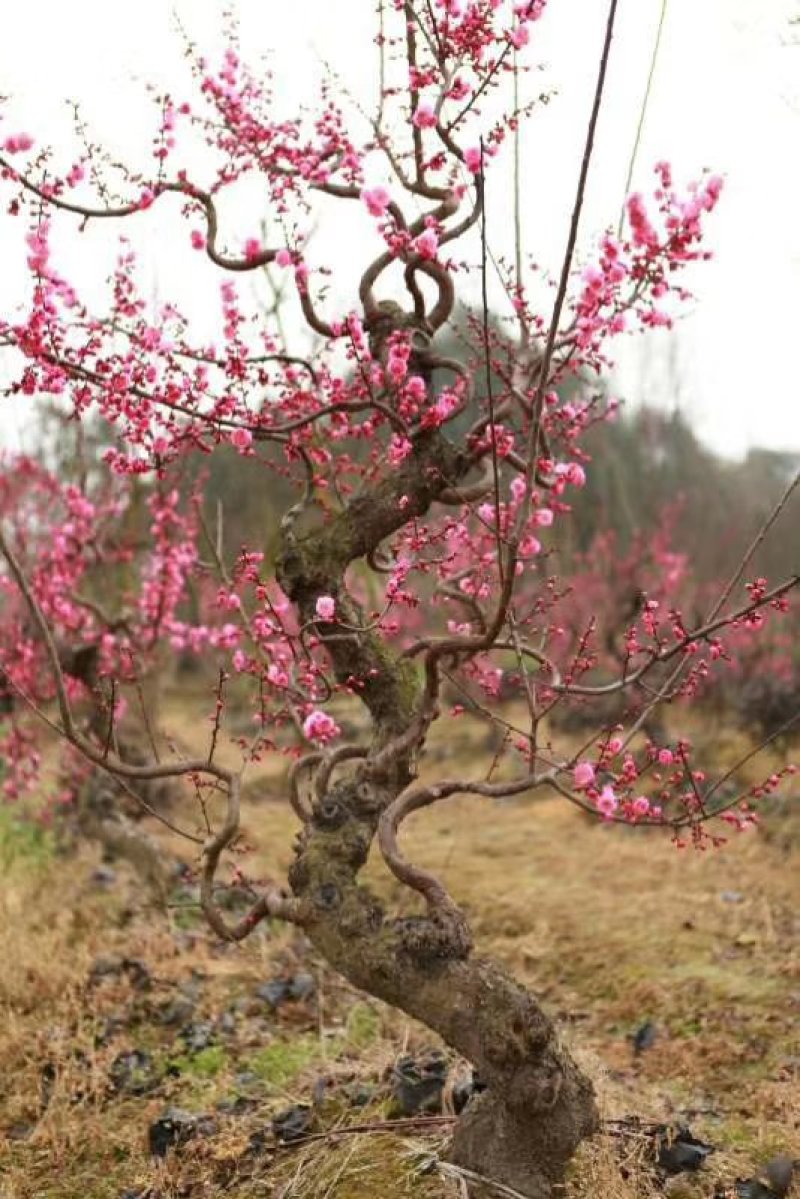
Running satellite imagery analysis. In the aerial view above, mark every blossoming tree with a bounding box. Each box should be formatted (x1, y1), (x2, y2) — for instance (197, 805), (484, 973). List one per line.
(0, 3), (797, 1195)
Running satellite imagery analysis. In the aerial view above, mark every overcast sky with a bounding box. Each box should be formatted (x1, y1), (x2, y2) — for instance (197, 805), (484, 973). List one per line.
(1, 0), (798, 459)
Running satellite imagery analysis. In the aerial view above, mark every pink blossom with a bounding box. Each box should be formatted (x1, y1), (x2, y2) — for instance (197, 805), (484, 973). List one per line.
(631, 795), (651, 817)
(243, 238), (263, 262)
(3, 133), (34, 154)
(607, 736), (623, 755)
(267, 664), (289, 688)
(704, 174), (724, 208)
(555, 461), (587, 488)
(361, 186), (391, 217)
(414, 229), (439, 260)
(573, 761), (595, 789)
(404, 375), (426, 403)
(534, 508), (553, 527)
(190, 230), (206, 251)
(230, 427), (253, 452)
(510, 476), (527, 503)
(388, 434), (413, 465)
(315, 595), (336, 621)
(596, 785), (618, 818)
(519, 535), (541, 556)
(387, 350), (409, 384)
(464, 146), (482, 174)
(275, 248), (292, 267)
(657, 748), (674, 766)
(626, 191), (659, 249)
(412, 102), (438, 129)
(303, 709), (341, 744)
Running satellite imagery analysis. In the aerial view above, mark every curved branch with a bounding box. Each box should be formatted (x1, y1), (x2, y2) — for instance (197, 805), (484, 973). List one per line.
(313, 743), (368, 800)
(358, 194), (459, 320)
(437, 460), (494, 505)
(288, 752), (323, 822)
(378, 773), (541, 913)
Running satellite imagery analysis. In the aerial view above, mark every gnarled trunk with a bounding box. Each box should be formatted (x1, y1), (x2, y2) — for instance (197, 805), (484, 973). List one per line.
(274, 420), (598, 1196)
(288, 777), (598, 1198)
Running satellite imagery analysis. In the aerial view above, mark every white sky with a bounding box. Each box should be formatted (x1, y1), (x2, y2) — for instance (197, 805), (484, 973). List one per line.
(0, 0), (798, 459)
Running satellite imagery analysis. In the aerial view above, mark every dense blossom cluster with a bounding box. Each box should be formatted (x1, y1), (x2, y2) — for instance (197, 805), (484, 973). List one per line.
(0, 1), (794, 850)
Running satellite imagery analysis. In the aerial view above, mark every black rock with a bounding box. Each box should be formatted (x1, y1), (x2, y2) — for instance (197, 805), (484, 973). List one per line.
(390, 1051), (448, 1116)
(256, 972), (316, 1010)
(763, 1156), (796, 1198)
(88, 956), (151, 991)
(120, 958), (151, 990)
(158, 997), (196, 1027)
(256, 979), (290, 1009)
(656, 1124), (714, 1174)
(247, 1128), (270, 1156)
(344, 1081), (376, 1108)
(109, 1050), (160, 1096)
(288, 973), (316, 1002)
(88, 956), (123, 983)
(217, 1009), (237, 1035)
(271, 1104), (314, 1143)
(147, 1107), (216, 1158)
(179, 1021), (216, 1053)
(632, 1021), (658, 1056)
(736, 1182), (779, 1199)
(736, 1155), (797, 1199)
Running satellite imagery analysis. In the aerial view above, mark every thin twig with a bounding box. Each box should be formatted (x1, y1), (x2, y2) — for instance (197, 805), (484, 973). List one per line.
(617, 0), (669, 238)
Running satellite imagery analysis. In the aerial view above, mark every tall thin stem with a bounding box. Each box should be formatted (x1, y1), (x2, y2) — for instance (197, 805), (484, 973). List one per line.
(618, 0), (669, 238)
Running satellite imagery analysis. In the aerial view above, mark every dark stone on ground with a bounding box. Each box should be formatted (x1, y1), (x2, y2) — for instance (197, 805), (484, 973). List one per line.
(632, 1021), (658, 1056)
(256, 972), (316, 1010)
(390, 1050), (448, 1116)
(735, 1155), (797, 1199)
(178, 1020), (216, 1052)
(148, 1107), (217, 1158)
(109, 1050), (160, 1096)
(656, 1124), (714, 1174)
(158, 997), (196, 1026)
(88, 956), (151, 990)
(271, 1104), (315, 1143)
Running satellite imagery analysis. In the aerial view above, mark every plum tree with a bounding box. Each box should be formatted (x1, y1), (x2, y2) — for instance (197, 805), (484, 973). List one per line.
(0, 3), (796, 1195)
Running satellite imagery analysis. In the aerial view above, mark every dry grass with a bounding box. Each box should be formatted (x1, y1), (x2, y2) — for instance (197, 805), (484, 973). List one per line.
(0, 711), (798, 1199)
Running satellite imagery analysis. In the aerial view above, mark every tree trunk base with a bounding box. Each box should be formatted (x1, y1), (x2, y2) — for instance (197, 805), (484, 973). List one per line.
(291, 780), (599, 1199)
(448, 1055), (597, 1198)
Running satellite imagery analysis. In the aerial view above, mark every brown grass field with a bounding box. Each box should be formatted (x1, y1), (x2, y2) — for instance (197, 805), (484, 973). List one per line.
(0, 705), (797, 1198)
